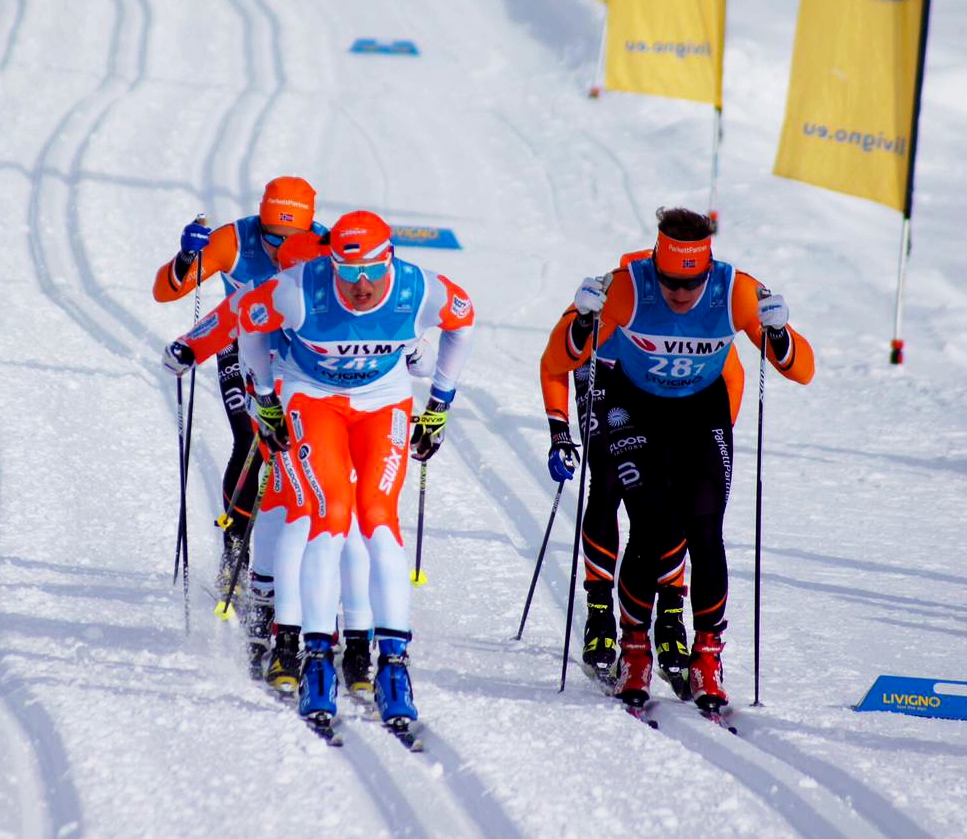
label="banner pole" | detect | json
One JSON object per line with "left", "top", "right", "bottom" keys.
{"left": 589, "top": 12, "right": 607, "bottom": 98}
{"left": 890, "top": 0, "right": 931, "bottom": 365}
{"left": 709, "top": 105, "right": 723, "bottom": 234}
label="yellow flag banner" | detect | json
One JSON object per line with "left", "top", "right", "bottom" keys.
{"left": 773, "top": 0, "right": 924, "bottom": 211}
{"left": 604, "top": 0, "right": 726, "bottom": 107}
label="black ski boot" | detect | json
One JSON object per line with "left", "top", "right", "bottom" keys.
{"left": 215, "top": 527, "right": 249, "bottom": 611}
{"left": 582, "top": 580, "right": 617, "bottom": 676}
{"left": 244, "top": 572, "right": 275, "bottom": 680}
{"left": 341, "top": 630, "right": 374, "bottom": 695}
{"left": 654, "top": 586, "right": 691, "bottom": 700}
{"left": 266, "top": 624, "right": 301, "bottom": 695}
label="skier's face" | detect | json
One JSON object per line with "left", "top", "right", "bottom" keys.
{"left": 337, "top": 274, "right": 389, "bottom": 311}
{"left": 659, "top": 280, "right": 707, "bottom": 314}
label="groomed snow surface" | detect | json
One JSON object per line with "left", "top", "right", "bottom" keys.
{"left": 1, "top": 0, "right": 966, "bottom": 837}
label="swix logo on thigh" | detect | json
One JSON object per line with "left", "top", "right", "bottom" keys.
{"left": 379, "top": 447, "right": 403, "bottom": 495}
{"left": 617, "top": 461, "right": 641, "bottom": 487}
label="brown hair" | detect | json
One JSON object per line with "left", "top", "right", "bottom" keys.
{"left": 656, "top": 207, "right": 712, "bottom": 242}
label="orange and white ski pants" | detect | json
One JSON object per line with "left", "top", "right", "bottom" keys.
{"left": 271, "top": 391, "right": 413, "bottom": 636}
{"left": 251, "top": 436, "right": 373, "bottom": 632}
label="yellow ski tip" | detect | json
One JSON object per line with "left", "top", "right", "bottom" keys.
{"left": 410, "top": 569, "right": 428, "bottom": 587}
{"left": 214, "top": 601, "right": 236, "bottom": 621}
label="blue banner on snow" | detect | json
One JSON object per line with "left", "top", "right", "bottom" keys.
{"left": 854, "top": 675, "right": 967, "bottom": 721}
{"left": 350, "top": 39, "right": 420, "bottom": 56}
{"left": 391, "top": 226, "right": 462, "bottom": 250}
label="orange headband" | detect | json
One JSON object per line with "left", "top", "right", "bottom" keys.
{"left": 654, "top": 230, "right": 712, "bottom": 278}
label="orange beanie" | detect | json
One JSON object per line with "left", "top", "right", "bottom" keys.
{"left": 259, "top": 176, "right": 316, "bottom": 230}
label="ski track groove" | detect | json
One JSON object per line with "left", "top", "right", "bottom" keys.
{"left": 417, "top": 732, "right": 526, "bottom": 839}
{"left": 0, "top": 0, "right": 24, "bottom": 72}
{"left": 456, "top": 386, "right": 911, "bottom": 839}
{"left": 198, "top": 0, "right": 257, "bottom": 217}
{"left": 578, "top": 129, "right": 650, "bottom": 238}
{"left": 34, "top": 0, "right": 223, "bottom": 497}
{"left": 240, "top": 0, "right": 284, "bottom": 194}
{"left": 732, "top": 713, "right": 935, "bottom": 839}
{"left": 0, "top": 665, "right": 84, "bottom": 838}
{"left": 490, "top": 110, "right": 564, "bottom": 231}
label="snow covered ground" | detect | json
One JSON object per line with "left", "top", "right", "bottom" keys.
{"left": 1, "top": 0, "right": 966, "bottom": 836}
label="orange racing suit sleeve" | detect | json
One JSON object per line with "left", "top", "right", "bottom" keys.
{"left": 731, "top": 271, "right": 815, "bottom": 384}
{"left": 153, "top": 223, "right": 241, "bottom": 302}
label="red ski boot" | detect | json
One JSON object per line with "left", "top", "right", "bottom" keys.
{"left": 689, "top": 629, "right": 728, "bottom": 711}
{"left": 614, "top": 627, "right": 653, "bottom": 706}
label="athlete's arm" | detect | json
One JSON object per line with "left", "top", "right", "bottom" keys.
{"left": 153, "top": 224, "right": 240, "bottom": 302}
{"left": 721, "top": 344, "right": 745, "bottom": 425}
{"left": 417, "top": 272, "right": 475, "bottom": 403}
{"left": 732, "top": 272, "right": 815, "bottom": 384}
{"left": 540, "top": 356, "right": 571, "bottom": 425}
{"left": 236, "top": 268, "right": 305, "bottom": 393}
{"left": 541, "top": 268, "right": 633, "bottom": 376}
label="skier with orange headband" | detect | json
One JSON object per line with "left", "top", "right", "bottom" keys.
{"left": 541, "top": 207, "right": 814, "bottom": 713}
{"left": 540, "top": 294, "right": 745, "bottom": 700}
{"left": 155, "top": 177, "right": 326, "bottom": 606}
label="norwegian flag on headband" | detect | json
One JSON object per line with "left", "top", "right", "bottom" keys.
{"left": 280, "top": 213, "right": 294, "bottom": 222}
{"left": 683, "top": 258, "right": 696, "bottom": 269}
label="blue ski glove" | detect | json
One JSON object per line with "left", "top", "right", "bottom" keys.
{"left": 410, "top": 397, "right": 449, "bottom": 462}
{"left": 253, "top": 392, "right": 290, "bottom": 453}
{"left": 180, "top": 221, "right": 211, "bottom": 255}
{"left": 547, "top": 418, "right": 579, "bottom": 482}
{"left": 162, "top": 340, "right": 195, "bottom": 376}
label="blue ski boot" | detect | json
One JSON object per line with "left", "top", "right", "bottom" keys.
{"left": 298, "top": 634, "right": 338, "bottom": 720}
{"left": 374, "top": 638, "right": 418, "bottom": 722}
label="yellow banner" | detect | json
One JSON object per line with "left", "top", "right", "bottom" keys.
{"left": 773, "top": 0, "right": 924, "bottom": 211}
{"left": 604, "top": 0, "right": 726, "bottom": 107}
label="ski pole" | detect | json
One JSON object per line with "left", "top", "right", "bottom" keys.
{"left": 561, "top": 283, "right": 608, "bottom": 692}
{"left": 215, "top": 456, "right": 273, "bottom": 621}
{"left": 173, "top": 377, "right": 191, "bottom": 635}
{"left": 216, "top": 436, "right": 260, "bottom": 531}
{"left": 516, "top": 480, "right": 565, "bottom": 640}
{"left": 753, "top": 299, "right": 769, "bottom": 707}
{"left": 172, "top": 213, "right": 207, "bottom": 633}
{"left": 411, "top": 461, "right": 428, "bottom": 587}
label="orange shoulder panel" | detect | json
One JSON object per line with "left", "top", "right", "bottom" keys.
{"left": 238, "top": 278, "right": 284, "bottom": 334}
{"left": 152, "top": 224, "right": 240, "bottom": 303}
{"left": 435, "top": 275, "right": 475, "bottom": 331}
{"left": 619, "top": 248, "right": 653, "bottom": 269}
{"left": 732, "top": 271, "right": 815, "bottom": 385}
